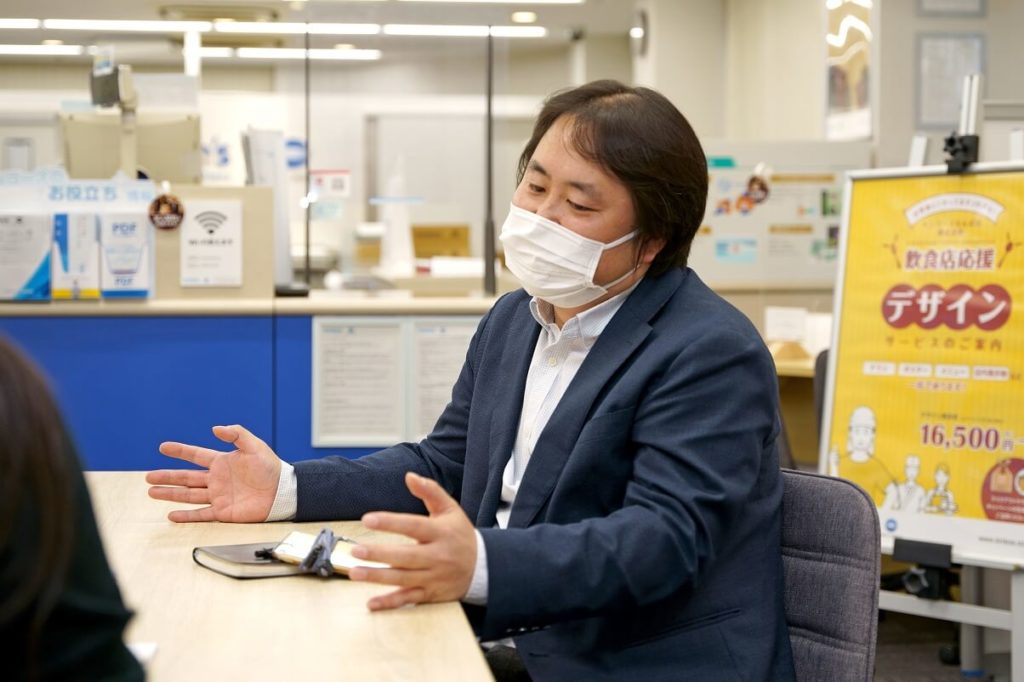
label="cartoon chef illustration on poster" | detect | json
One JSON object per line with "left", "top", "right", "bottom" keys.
{"left": 829, "top": 405, "right": 899, "bottom": 506}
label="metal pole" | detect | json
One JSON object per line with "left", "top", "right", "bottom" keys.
{"left": 959, "top": 565, "right": 985, "bottom": 678}
{"left": 304, "top": 28, "right": 312, "bottom": 286}
{"left": 1012, "top": 570, "right": 1024, "bottom": 682}
{"left": 483, "top": 29, "right": 496, "bottom": 296}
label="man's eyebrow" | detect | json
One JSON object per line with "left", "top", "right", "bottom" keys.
{"left": 569, "top": 180, "right": 600, "bottom": 199}
{"left": 527, "top": 160, "right": 601, "bottom": 199}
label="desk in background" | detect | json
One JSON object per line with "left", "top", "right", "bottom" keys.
{"left": 87, "top": 472, "right": 492, "bottom": 681}
{"left": 774, "top": 356, "right": 820, "bottom": 469}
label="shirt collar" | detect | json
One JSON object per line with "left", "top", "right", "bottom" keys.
{"left": 528, "top": 281, "right": 641, "bottom": 348}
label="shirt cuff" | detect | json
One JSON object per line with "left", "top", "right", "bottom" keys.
{"left": 265, "top": 461, "right": 298, "bottom": 522}
{"left": 462, "top": 529, "right": 489, "bottom": 605}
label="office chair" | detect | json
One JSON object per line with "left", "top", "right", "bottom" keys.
{"left": 781, "top": 469, "right": 880, "bottom": 681}
{"left": 813, "top": 349, "right": 829, "bottom": 437}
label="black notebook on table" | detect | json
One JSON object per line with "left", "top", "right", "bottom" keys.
{"left": 192, "top": 542, "right": 304, "bottom": 579}
{"left": 192, "top": 531, "right": 388, "bottom": 579}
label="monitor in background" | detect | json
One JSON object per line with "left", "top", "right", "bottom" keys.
{"left": 59, "top": 111, "right": 202, "bottom": 183}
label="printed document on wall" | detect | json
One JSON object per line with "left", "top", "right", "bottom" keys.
{"left": 410, "top": 319, "right": 478, "bottom": 439}
{"left": 180, "top": 200, "right": 242, "bottom": 287}
{"left": 313, "top": 318, "right": 405, "bottom": 446}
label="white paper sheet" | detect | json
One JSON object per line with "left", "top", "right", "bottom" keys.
{"left": 410, "top": 320, "right": 478, "bottom": 439}
{"left": 312, "top": 319, "right": 405, "bottom": 446}
{"left": 180, "top": 199, "right": 242, "bottom": 287}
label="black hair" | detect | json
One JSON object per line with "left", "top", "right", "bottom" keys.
{"left": 0, "top": 337, "right": 75, "bottom": 678}
{"left": 518, "top": 80, "right": 708, "bottom": 275}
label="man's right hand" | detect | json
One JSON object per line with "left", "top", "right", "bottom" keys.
{"left": 146, "top": 424, "right": 281, "bottom": 523}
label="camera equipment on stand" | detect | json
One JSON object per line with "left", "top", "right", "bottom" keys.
{"left": 944, "top": 74, "right": 983, "bottom": 174}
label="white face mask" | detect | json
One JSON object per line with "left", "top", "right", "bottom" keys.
{"left": 499, "top": 203, "right": 638, "bottom": 308}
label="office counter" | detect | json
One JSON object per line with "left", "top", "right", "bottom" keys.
{"left": 87, "top": 471, "right": 493, "bottom": 681}
{"left": 3, "top": 297, "right": 823, "bottom": 468}
{"left": 0, "top": 298, "right": 493, "bottom": 469}
{"left": 0, "top": 296, "right": 493, "bottom": 318}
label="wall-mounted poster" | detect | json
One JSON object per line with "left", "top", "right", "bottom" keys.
{"left": 917, "top": 33, "right": 985, "bottom": 130}
{"left": 691, "top": 169, "right": 844, "bottom": 289}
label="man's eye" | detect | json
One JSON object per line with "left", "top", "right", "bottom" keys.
{"left": 528, "top": 184, "right": 545, "bottom": 193}
{"left": 568, "top": 200, "right": 595, "bottom": 212}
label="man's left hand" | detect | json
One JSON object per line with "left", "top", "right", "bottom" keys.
{"left": 348, "top": 472, "right": 477, "bottom": 610}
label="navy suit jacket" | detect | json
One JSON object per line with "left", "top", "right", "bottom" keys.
{"left": 294, "top": 268, "right": 796, "bottom": 681}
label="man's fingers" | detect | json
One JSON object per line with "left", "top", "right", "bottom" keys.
{"left": 158, "top": 441, "right": 219, "bottom": 469}
{"left": 145, "top": 469, "right": 209, "bottom": 488}
{"left": 367, "top": 587, "right": 426, "bottom": 611}
{"left": 348, "top": 566, "right": 425, "bottom": 587}
{"left": 167, "top": 506, "right": 218, "bottom": 523}
{"left": 148, "top": 485, "right": 211, "bottom": 505}
{"left": 212, "top": 424, "right": 263, "bottom": 453}
{"left": 352, "top": 543, "right": 433, "bottom": 570}
{"left": 361, "top": 511, "right": 437, "bottom": 542}
{"left": 404, "top": 472, "right": 458, "bottom": 516}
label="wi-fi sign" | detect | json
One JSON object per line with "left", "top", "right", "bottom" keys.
{"left": 195, "top": 210, "right": 228, "bottom": 235}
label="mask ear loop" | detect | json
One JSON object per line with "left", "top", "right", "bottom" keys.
{"left": 592, "top": 228, "right": 641, "bottom": 290}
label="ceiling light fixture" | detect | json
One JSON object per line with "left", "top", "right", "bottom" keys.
{"left": 383, "top": 24, "right": 485, "bottom": 37}
{"left": 0, "top": 43, "right": 84, "bottom": 55}
{"left": 490, "top": 26, "right": 546, "bottom": 37}
{"left": 398, "top": 0, "right": 581, "bottom": 4}
{"left": 195, "top": 46, "right": 234, "bottom": 57}
{"left": 0, "top": 18, "right": 41, "bottom": 29}
{"left": 511, "top": 12, "right": 538, "bottom": 23}
{"left": 213, "top": 21, "right": 380, "bottom": 35}
{"left": 43, "top": 19, "right": 213, "bottom": 33}
{"left": 383, "top": 24, "right": 546, "bottom": 37}
{"left": 236, "top": 47, "right": 382, "bottom": 60}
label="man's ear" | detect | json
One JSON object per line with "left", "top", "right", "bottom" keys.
{"left": 640, "top": 238, "right": 665, "bottom": 265}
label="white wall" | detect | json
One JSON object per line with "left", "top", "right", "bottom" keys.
{"left": 633, "top": 0, "right": 726, "bottom": 138}
{"left": 571, "top": 34, "right": 631, "bottom": 86}
{"left": 724, "top": 0, "right": 826, "bottom": 141}
{"left": 874, "top": 0, "right": 1024, "bottom": 168}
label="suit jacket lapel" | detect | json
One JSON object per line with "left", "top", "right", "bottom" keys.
{"left": 508, "top": 269, "right": 685, "bottom": 528}
{"left": 475, "top": 300, "right": 541, "bottom": 527}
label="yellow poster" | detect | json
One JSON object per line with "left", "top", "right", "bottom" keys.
{"left": 825, "top": 168, "right": 1024, "bottom": 560}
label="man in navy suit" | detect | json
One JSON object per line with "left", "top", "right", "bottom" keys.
{"left": 148, "top": 80, "right": 796, "bottom": 681}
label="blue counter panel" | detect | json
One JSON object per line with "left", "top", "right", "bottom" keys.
{"left": 0, "top": 316, "right": 274, "bottom": 471}
{"left": 274, "top": 315, "right": 381, "bottom": 463}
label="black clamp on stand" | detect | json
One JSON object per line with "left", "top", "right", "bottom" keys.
{"left": 893, "top": 538, "right": 957, "bottom": 600}
{"left": 943, "top": 132, "right": 979, "bottom": 174}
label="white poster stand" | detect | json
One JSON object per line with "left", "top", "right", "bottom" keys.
{"left": 822, "top": 161, "right": 1024, "bottom": 680}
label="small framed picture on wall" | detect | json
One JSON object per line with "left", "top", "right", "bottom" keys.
{"left": 916, "top": 33, "right": 985, "bottom": 129}
{"left": 916, "top": 0, "right": 986, "bottom": 18}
